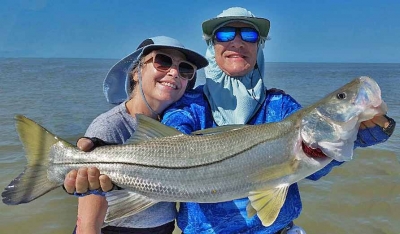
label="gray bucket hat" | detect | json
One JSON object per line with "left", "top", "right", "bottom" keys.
{"left": 103, "top": 36, "right": 208, "bottom": 104}
{"left": 202, "top": 7, "right": 270, "bottom": 39}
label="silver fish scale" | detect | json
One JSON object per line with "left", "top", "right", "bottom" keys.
{"left": 49, "top": 126, "right": 307, "bottom": 202}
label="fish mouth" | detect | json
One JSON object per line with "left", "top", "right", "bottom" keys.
{"left": 355, "top": 76, "right": 387, "bottom": 121}
{"left": 301, "top": 142, "right": 328, "bottom": 159}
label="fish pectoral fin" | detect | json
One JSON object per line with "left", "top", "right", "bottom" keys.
{"left": 247, "top": 185, "right": 289, "bottom": 227}
{"left": 104, "top": 190, "right": 157, "bottom": 223}
{"left": 246, "top": 202, "right": 257, "bottom": 218}
{"left": 127, "top": 114, "right": 183, "bottom": 144}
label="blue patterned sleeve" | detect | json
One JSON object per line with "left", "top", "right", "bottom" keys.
{"left": 354, "top": 123, "right": 393, "bottom": 147}
{"left": 162, "top": 87, "right": 214, "bottom": 134}
{"left": 162, "top": 108, "right": 196, "bottom": 134}
{"left": 161, "top": 89, "right": 209, "bottom": 134}
{"left": 281, "top": 96, "right": 302, "bottom": 117}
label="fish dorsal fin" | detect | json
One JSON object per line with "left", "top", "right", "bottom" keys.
{"left": 192, "top": 124, "right": 247, "bottom": 135}
{"left": 127, "top": 114, "right": 183, "bottom": 144}
{"left": 246, "top": 185, "right": 289, "bottom": 227}
{"left": 104, "top": 190, "right": 158, "bottom": 223}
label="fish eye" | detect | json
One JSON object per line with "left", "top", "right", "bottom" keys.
{"left": 336, "top": 92, "right": 347, "bottom": 100}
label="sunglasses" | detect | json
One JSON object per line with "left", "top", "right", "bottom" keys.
{"left": 214, "top": 27, "right": 259, "bottom": 43}
{"left": 142, "top": 51, "right": 197, "bottom": 80}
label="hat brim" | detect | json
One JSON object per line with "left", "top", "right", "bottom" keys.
{"left": 202, "top": 16, "right": 270, "bottom": 38}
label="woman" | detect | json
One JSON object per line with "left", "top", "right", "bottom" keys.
{"left": 65, "top": 7, "right": 395, "bottom": 234}
{"left": 64, "top": 35, "right": 208, "bottom": 234}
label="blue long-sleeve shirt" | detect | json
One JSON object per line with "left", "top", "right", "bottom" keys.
{"left": 161, "top": 85, "right": 391, "bottom": 234}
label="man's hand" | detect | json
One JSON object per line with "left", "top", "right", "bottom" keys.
{"left": 64, "top": 167, "right": 114, "bottom": 195}
{"left": 360, "top": 114, "right": 390, "bottom": 129}
{"left": 63, "top": 138, "right": 116, "bottom": 195}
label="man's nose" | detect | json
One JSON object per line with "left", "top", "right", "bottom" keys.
{"left": 230, "top": 33, "right": 244, "bottom": 47}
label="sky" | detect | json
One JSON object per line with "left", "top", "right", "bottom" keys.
{"left": 1, "top": 0, "right": 399, "bottom": 63}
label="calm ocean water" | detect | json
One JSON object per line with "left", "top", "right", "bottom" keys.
{"left": 0, "top": 58, "right": 399, "bottom": 234}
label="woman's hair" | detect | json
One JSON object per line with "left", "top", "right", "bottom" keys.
{"left": 128, "top": 60, "right": 140, "bottom": 96}
{"left": 128, "top": 49, "right": 157, "bottom": 95}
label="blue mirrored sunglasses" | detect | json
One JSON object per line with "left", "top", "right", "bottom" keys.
{"left": 214, "top": 27, "right": 259, "bottom": 43}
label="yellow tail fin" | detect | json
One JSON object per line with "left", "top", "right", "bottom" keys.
{"left": 2, "top": 115, "right": 68, "bottom": 205}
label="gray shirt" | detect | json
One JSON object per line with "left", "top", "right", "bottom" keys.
{"left": 85, "top": 101, "right": 177, "bottom": 228}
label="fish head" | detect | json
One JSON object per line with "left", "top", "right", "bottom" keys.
{"left": 301, "top": 76, "right": 387, "bottom": 162}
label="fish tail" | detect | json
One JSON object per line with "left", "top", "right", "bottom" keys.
{"left": 2, "top": 115, "right": 66, "bottom": 205}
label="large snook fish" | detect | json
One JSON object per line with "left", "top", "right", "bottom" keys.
{"left": 2, "top": 76, "right": 388, "bottom": 226}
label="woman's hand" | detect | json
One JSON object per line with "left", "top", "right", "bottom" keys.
{"left": 76, "top": 137, "right": 95, "bottom": 152}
